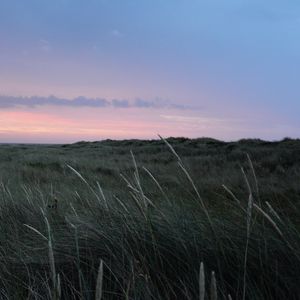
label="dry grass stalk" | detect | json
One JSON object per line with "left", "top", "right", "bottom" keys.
{"left": 158, "top": 135, "right": 182, "bottom": 163}
{"left": 242, "top": 194, "right": 254, "bottom": 300}
{"left": 210, "top": 271, "right": 217, "bottom": 300}
{"left": 97, "top": 181, "right": 109, "bottom": 210}
{"left": 95, "top": 260, "right": 104, "bottom": 300}
{"left": 131, "top": 151, "right": 152, "bottom": 210}
{"left": 222, "top": 184, "right": 241, "bottom": 205}
{"left": 67, "top": 165, "right": 100, "bottom": 206}
{"left": 246, "top": 154, "right": 260, "bottom": 205}
{"left": 143, "top": 166, "right": 171, "bottom": 205}
{"left": 45, "top": 218, "right": 56, "bottom": 288}
{"left": 178, "top": 158, "right": 215, "bottom": 235}
{"left": 242, "top": 168, "right": 254, "bottom": 300}
{"left": 199, "top": 262, "right": 205, "bottom": 300}
{"left": 253, "top": 204, "right": 283, "bottom": 238}
{"left": 56, "top": 274, "right": 61, "bottom": 300}
{"left": 254, "top": 204, "right": 300, "bottom": 263}
{"left": 241, "top": 167, "right": 252, "bottom": 196}
{"left": 159, "top": 135, "right": 213, "bottom": 229}
{"left": 23, "top": 224, "right": 47, "bottom": 241}
{"left": 113, "top": 195, "right": 130, "bottom": 213}
{"left": 246, "top": 194, "right": 254, "bottom": 235}
{"left": 265, "top": 201, "right": 282, "bottom": 223}
{"left": 43, "top": 214, "right": 59, "bottom": 299}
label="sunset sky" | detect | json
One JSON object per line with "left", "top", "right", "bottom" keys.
{"left": 1, "top": 0, "right": 300, "bottom": 143}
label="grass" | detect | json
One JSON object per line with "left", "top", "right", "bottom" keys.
{"left": 0, "top": 137, "right": 299, "bottom": 299}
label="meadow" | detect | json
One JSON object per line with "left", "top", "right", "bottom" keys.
{"left": 0, "top": 137, "right": 299, "bottom": 299}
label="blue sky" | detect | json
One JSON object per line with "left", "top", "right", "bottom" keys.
{"left": 0, "top": 0, "right": 299, "bottom": 142}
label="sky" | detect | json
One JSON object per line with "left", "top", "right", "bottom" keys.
{"left": 1, "top": 0, "right": 300, "bottom": 143}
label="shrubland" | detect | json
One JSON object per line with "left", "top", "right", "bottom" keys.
{"left": 0, "top": 137, "right": 299, "bottom": 299}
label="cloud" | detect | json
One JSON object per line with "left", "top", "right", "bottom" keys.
{"left": 160, "top": 115, "right": 227, "bottom": 124}
{"left": 0, "top": 95, "right": 194, "bottom": 110}
{"left": 134, "top": 98, "right": 192, "bottom": 110}
{"left": 39, "top": 39, "right": 51, "bottom": 52}
{"left": 134, "top": 98, "right": 161, "bottom": 108}
{"left": 0, "top": 95, "right": 109, "bottom": 108}
{"left": 111, "top": 99, "right": 130, "bottom": 108}
{"left": 110, "top": 29, "right": 124, "bottom": 38}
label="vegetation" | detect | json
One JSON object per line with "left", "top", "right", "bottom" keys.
{"left": 0, "top": 137, "right": 299, "bottom": 299}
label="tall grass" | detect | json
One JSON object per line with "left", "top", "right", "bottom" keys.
{"left": 0, "top": 138, "right": 299, "bottom": 299}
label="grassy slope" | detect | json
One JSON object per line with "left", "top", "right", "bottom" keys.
{"left": 0, "top": 137, "right": 299, "bottom": 299}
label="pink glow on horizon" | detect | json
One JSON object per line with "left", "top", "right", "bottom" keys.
{"left": 0, "top": 105, "right": 297, "bottom": 144}
{"left": 0, "top": 107, "right": 193, "bottom": 143}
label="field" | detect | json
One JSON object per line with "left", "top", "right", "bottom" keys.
{"left": 0, "top": 137, "right": 299, "bottom": 299}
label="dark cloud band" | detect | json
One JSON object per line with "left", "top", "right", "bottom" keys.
{"left": 0, "top": 95, "right": 190, "bottom": 110}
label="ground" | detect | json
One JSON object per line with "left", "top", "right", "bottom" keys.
{"left": 0, "top": 137, "right": 299, "bottom": 299}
